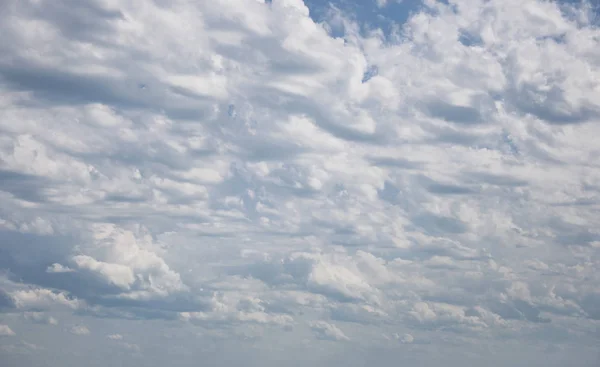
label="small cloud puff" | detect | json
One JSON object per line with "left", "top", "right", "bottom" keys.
{"left": 46, "top": 263, "right": 74, "bottom": 273}
{"left": 394, "top": 333, "right": 414, "bottom": 344}
{"left": 69, "top": 325, "right": 90, "bottom": 336}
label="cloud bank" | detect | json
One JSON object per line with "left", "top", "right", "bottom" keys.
{"left": 0, "top": 0, "right": 599, "bottom": 366}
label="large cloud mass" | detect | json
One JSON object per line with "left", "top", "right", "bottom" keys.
{"left": 0, "top": 0, "right": 599, "bottom": 366}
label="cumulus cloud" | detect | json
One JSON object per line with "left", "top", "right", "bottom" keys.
{"left": 69, "top": 325, "right": 90, "bottom": 336}
{"left": 179, "top": 291, "right": 294, "bottom": 329}
{"left": 393, "top": 333, "right": 414, "bottom": 344}
{"left": 10, "top": 288, "right": 82, "bottom": 311}
{"left": 0, "top": 0, "right": 599, "bottom": 365}
{"left": 0, "top": 324, "right": 15, "bottom": 336}
{"left": 69, "top": 224, "right": 188, "bottom": 300}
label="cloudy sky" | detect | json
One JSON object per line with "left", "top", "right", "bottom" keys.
{"left": 0, "top": 0, "right": 599, "bottom": 365}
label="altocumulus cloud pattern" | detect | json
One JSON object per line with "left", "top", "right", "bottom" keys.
{"left": 0, "top": 0, "right": 599, "bottom": 366}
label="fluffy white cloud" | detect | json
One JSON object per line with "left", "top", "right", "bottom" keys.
{"left": 10, "top": 289, "right": 83, "bottom": 311}
{"left": 0, "top": 0, "right": 599, "bottom": 366}
{"left": 76, "top": 224, "right": 187, "bottom": 297}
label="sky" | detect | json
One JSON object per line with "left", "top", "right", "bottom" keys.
{"left": 0, "top": 0, "right": 599, "bottom": 366}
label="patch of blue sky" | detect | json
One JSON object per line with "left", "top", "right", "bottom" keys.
{"left": 302, "top": 0, "right": 599, "bottom": 38}
{"left": 303, "top": 0, "right": 426, "bottom": 38}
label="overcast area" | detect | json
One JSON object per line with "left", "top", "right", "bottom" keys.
{"left": 0, "top": 0, "right": 599, "bottom": 366}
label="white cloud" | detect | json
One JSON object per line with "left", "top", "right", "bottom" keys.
{"left": 69, "top": 325, "right": 90, "bottom": 336}
{"left": 0, "top": 0, "right": 599, "bottom": 365}
{"left": 46, "top": 263, "right": 74, "bottom": 273}
{"left": 180, "top": 291, "right": 294, "bottom": 328}
{"left": 23, "top": 312, "right": 59, "bottom": 325}
{"left": 11, "top": 289, "right": 82, "bottom": 311}
{"left": 375, "top": 0, "right": 388, "bottom": 9}
{"left": 68, "top": 224, "right": 188, "bottom": 301}
{"left": 310, "top": 321, "right": 350, "bottom": 341}
{"left": 0, "top": 324, "right": 15, "bottom": 336}
{"left": 72, "top": 255, "right": 136, "bottom": 291}
{"left": 411, "top": 302, "right": 436, "bottom": 321}
{"left": 394, "top": 333, "right": 414, "bottom": 344}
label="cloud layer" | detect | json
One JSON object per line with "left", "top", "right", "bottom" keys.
{"left": 0, "top": 0, "right": 599, "bottom": 366}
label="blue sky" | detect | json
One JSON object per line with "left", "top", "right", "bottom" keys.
{"left": 303, "top": 0, "right": 423, "bottom": 33}
{"left": 0, "top": 0, "right": 600, "bottom": 366}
